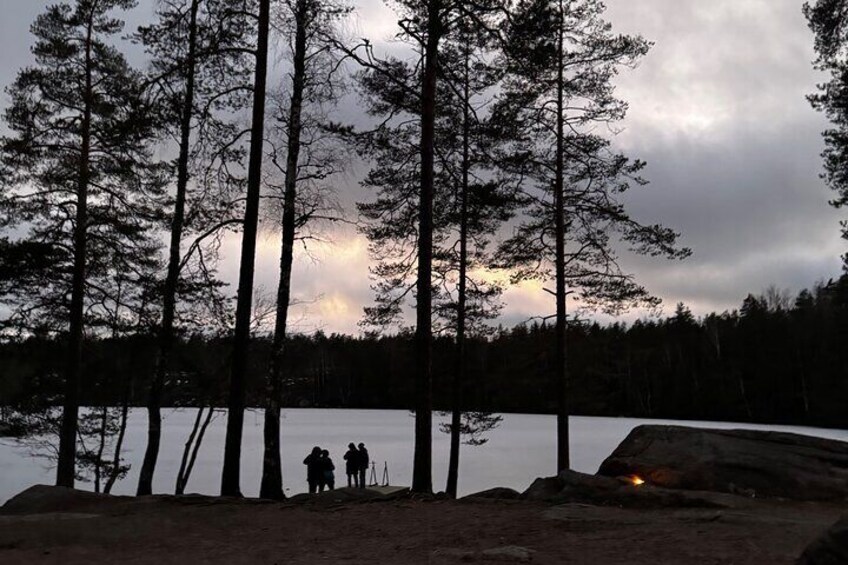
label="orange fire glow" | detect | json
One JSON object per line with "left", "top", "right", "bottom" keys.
{"left": 629, "top": 476, "right": 645, "bottom": 486}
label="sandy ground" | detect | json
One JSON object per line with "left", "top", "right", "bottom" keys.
{"left": 0, "top": 490, "right": 842, "bottom": 564}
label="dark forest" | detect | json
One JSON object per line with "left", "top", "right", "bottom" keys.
{"left": 4, "top": 276, "right": 846, "bottom": 428}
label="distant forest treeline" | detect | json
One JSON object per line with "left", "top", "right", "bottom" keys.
{"left": 4, "top": 276, "right": 847, "bottom": 428}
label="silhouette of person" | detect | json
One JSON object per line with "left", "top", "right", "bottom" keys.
{"left": 303, "top": 446, "right": 322, "bottom": 494}
{"left": 344, "top": 442, "right": 360, "bottom": 488}
{"left": 319, "top": 449, "right": 335, "bottom": 491}
{"left": 357, "top": 442, "right": 369, "bottom": 488}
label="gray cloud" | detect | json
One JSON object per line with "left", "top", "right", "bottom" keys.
{"left": 1, "top": 0, "right": 844, "bottom": 333}
{"left": 603, "top": 0, "right": 845, "bottom": 318}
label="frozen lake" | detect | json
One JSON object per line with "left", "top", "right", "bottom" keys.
{"left": 2, "top": 409, "right": 847, "bottom": 504}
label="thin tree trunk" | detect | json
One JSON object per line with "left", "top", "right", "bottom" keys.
{"left": 176, "top": 406, "right": 215, "bottom": 495}
{"left": 800, "top": 369, "right": 810, "bottom": 417}
{"left": 176, "top": 406, "right": 204, "bottom": 494}
{"left": 57, "top": 14, "right": 95, "bottom": 488}
{"left": 183, "top": 407, "right": 215, "bottom": 493}
{"left": 138, "top": 0, "right": 201, "bottom": 496}
{"left": 797, "top": 346, "right": 810, "bottom": 417}
{"left": 554, "top": 0, "right": 570, "bottom": 472}
{"left": 260, "top": 0, "right": 307, "bottom": 501}
{"left": 739, "top": 374, "right": 753, "bottom": 420}
{"left": 103, "top": 384, "right": 130, "bottom": 495}
{"left": 446, "top": 42, "right": 471, "bottom": 499}
{"left": 94, "top": 407, "right": 107, "bottom": 493}
{"left": 221, "top": 0, "right": 271, "bottom": 497}
{"left": 413, "top": 0, "right": 441, "bottom": 495}
{"left": 100, "top": 280, "right": 128, "bottom": 496}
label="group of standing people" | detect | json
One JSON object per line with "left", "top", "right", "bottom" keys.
{"left": 303, "top": 442, "right": 369, "bottom": 494}
{"left": 343, "top": 442, "right": 369, "bottom": 488}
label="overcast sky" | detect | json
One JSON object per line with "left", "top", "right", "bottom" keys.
{"left": 1, "top": 0, "right": 844, "bottom": 335}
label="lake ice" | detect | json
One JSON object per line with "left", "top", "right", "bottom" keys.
{"left": 2, "top": 408, "right": 847, "bottom": 505}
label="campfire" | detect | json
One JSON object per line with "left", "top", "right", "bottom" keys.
{"left": 628, "top": 475, "right": 645, "bottom": 486}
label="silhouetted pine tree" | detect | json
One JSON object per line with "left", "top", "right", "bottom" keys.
{"left": 0, "top": 0, "right": 164, "bottom": 487}
{"left": 494, "top": 0, "right": 689, "bottom": 472}
{"left": 805, "top": 0, "right": 848, "bottom": 268}
{"left": 436, "top": 27, "right": 513, "bottom": 499}
{"left": 259, "top": 0, "right": 350, "bottom": 501}
{"left": 341, "top": 0, "right": 507, "bottom": 494}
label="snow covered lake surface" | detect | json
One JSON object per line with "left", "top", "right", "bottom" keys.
{"left": 2, "top": 409, "right": 847, "bottom": 504}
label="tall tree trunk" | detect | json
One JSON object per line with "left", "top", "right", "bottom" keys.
{"left": 137, "top": 0, "right": 201, "bottom": 496}
{"left": 57, "top": 14, "right": 94, "bottom": 488}
{"left": 446, "top": 43, "right": 471, "bottom": 499}
{"left": 221, "top": 0, "right": 271, "bottom": 497}
{"left": 260, "top": 0, "right": 307, "bottom": 501}
{"left": 554, "top": 0, "right": 570, "bottom": 472}
{"left": 412, "top": 0, "right": 441, "bottom": 495}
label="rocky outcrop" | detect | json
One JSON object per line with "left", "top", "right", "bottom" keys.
{"left": 286, "top": 485, "right": 410, "bottom": 506}
{"left": 598, "top": 425, "right": 848, "bottom": 501}
{"left": 1, "top": 485, "right": 128, "bottom": 515}
{"left": 521, "top": 469, "right": 733, "bottom": 508}
{"left": 797, "top": 514, "right": 848, "bottom": 565}
{"left": 463, "top": 487, "right": 521, "bottom": 500}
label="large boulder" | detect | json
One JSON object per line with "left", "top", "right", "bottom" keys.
{"left": 598, "top": 425, "right": 848, "bottom": 501}
{"left": 797, "top": 514, "right": 848, "bottom": 565}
